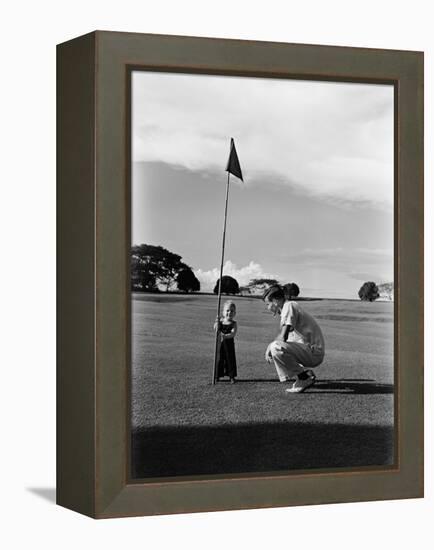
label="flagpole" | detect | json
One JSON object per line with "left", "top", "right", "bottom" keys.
{"left": 212, "top": 170, "right": 231, "bottom": 384}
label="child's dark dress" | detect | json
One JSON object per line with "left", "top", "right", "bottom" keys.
{"left": 217, "top": 321, "right": 237, "bottom": 379}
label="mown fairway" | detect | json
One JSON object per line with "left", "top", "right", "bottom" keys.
{"left": 131, "top": 293, "right": 394, "bottom": 478}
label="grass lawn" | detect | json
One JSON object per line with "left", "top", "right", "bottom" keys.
{"left": 131, "top": 293, "right": 394, "bottom": 478}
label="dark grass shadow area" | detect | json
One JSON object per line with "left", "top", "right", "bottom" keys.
{"left": 131, "top": 421, "right": 394, "bottom": 479}
{"left": 216, "top": 379, "right": 393, "bottom": 394}
{"left": 311, "top": 379, "right": 394, "bottom": 394}
{"left": 217, "top": 378, "right": 279, "bottom": 383}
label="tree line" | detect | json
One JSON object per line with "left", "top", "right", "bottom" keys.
{"left": 358, "top": 281, "right": 394, "bottom": 301}
{"left": 131, "top": 244, "right": 200, "bottom": 293}
{"left": 131, "top": 244, "right": 390, "bottom": 301}
{"left": 131, "top": 245, "right": 300, "bottom": 297}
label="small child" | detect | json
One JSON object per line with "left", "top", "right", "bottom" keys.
{"left": 214, "top": 300, "right": 238, "bottom": 383}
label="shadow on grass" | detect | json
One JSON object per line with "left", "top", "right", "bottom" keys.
{"left": 311, "top": 380, "right": 393, "bottom": 394}
{"left": 218, "top": 378, "right": 279, "bottom": 383}
{"left": 217, "top": 379, "right": 393, "bottom": 394}
{"left": 131, "top": 421, "right": 394, "bottom": 479}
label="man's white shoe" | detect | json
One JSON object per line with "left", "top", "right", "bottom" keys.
{"left": 285, "top": 372, "right": 316, "bottom": 393}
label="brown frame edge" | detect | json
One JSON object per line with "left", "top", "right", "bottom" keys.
{"left": 57, "top": 32, "right": 97, "bottom": 517}
{"left": 57, "top": 31, "right": 424, "bottom": 518}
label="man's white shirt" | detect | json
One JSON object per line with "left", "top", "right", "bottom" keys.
{"left": 280, "top": 301, "right": 325, "bottom": 352}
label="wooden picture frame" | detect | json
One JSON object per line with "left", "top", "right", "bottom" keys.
{"left": 57, "top": 31, "right": 423, "bottom": 518}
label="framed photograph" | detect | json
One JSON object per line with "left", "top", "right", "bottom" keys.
{"left": 57, "top": 31, "right": 423, "bottom": 518}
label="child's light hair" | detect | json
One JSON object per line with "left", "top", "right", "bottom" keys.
{"left": 223, "top": 300, "right": 236, "bottom": 313}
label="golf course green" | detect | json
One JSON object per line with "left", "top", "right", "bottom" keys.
{"left": 131, "top": 293, "right": 394, "bottom": 478}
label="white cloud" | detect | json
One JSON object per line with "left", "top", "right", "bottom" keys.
{"left": 195, "top": 260, "right": 276, "bottom": 292}
{"left": 132, "top": 72, "right": 394, "bottom": 209}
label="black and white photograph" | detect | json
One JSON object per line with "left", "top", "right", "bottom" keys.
{"left": 5, "top": 0, "right": 431, "bottom": 542}
{"left": 130, "top": 70, "right": 394, "bottom": 479}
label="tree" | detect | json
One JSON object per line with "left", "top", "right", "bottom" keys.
{"left": 283, "top": 282, "right": 300, "bottom": 300}
{"left": 131, "top": 244, "right": 190, "bottom": 291}
{"left": 131, "top": 253, "right": 158, "bottom": 291}
{"left": 378, "top": 282, "right": 394, "bottom": 301}
{"left": 246, "top": 278, "right": 279, "bottom": 296}
{"left": 213, "top": 275, "right": 240, "bottom": 295}
{"left": 358, "top": 281, "right": 379, "bottom": 302}
{"left": 248, "top": 278, "right": 279, "bottom": 287}
{"left": 176, "top": 268, "right": 200, "bottom": 293}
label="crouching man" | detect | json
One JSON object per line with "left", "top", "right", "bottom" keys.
{"left": 263, "top": 284, "right": 325, "bottom": 393}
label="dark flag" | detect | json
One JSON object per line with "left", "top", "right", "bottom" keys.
{"left": 225, "top": 138, "right": 243, "bottom": 181}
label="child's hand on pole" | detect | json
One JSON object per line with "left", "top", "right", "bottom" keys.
{"left": 265, "top": 343, "right": 273, "bottom": 363}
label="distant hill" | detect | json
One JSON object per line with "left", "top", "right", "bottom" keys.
{"left": 378, "top": 282, "right": 394, "bottom": 301}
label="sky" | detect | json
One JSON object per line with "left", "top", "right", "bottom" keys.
{"left": 131, "top": 71, "right": 394, "bottom": 299}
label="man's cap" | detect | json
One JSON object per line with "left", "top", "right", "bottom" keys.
{"left": 262, "top": 284, "right": 283, "bottom": 301}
